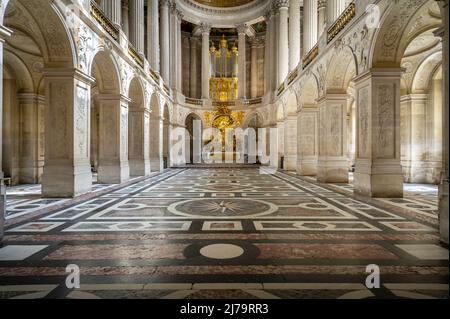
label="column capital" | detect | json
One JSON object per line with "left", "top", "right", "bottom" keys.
{"left": 200, "top": 23, "right": 211, "bottom": 35}
{"left": 17, "top": 93, "right": 46, "bottom": 104}
{"left": 318, "top": 0, "right": 327, "bottom": 9}
{"left": 275, "top": 0, "right": 289, "bottom": 10}
{"left": 159, "top": 0, "right": 171, "bottom": 8}
{"left": 236, "top": 24, "right": 248, "bottom": 35}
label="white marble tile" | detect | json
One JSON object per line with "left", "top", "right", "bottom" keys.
{"left": 0, "top": 245, "right": 49, "bottom": 261}
{"left": 395, "top": 244, "right": 449, "bottom": 260}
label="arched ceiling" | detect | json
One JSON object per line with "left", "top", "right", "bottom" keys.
{"left": 180, "top": 0, "right": 270, "bottom": 28}
{"left": 193, "top": 0, "right": 255, "bottom": 7}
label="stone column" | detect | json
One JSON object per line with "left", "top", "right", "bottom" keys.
{"left": 201, "top": 23, "right": 211, "bottom": 99}
{"left": 436, "top": 0, "right": 449, "bottom": 244}
{"left": 18, "top": 94, "right": 45, "bottom": 184}
{"left": 190, "top": 37, "right": 199, "bottom": 98}
{"left": 250, "top": 39, "right": 259, "bottom": 99}
{"left": 353, "top": 69, "right": 404, "bottom": 198}
{"left": 42, "top": 69, "right": 93, "bottom": 197}
{"left": 303, "top": 0, "right": 318, "bottom": 53}
{"left": 177, "top": 10, "right": 183, "bottom": 92}
{"left": 121, "top": 0, "right": 130, "bottom": 37}
{"left": 237, "top": 24, "right": 247, "bottom": 100}
{"left": 318, "top": 0, "right": 327, "bottom": 37}
{"left": 289, "top": 0, "right": 301, "bottom": 72}
{"left": 129, "top": 107, "right": 150, "bottom": 176}
{"left": 169, "top": 4, "right": 178, "bottom": 89}
{"left": 277, "top": 1, "right": 289, "bottom": 86}
{"left": 97, "top": 94, "right": 131, "bottom": 184}
{"left": 284, "top": 115, "right": 298, "bottom": 170}
{"left": 150, "top": 116, "right": 163, "bottom": 172}
{"left": 129, "top": 0, "right": 145, "bottom": 54}
{"left": 0, "top": 26, "right": 12, "bottom": 242}
{"left": 264, "top": 11, "right": 273, "bottom": 93}
{"left": 327, "top": 0, "right": 346, "bottom": 25}
{"left": 160, "top": 0, "right": 171, "bottom": 83}
{"left": 147, "top": 0, "right": 160, "bottom": 72}
{"left": 317, "top": 94, "right": 349, "bottom": 183}
{"left": 297, "top": 107, "right": 319, "bottom": 175}
{"left": 101, "top": 0, "right": 121, "bottom": 27}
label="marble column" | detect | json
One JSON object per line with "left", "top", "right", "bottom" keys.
{"left": 436, "top": 0, "right": 449, "bottom": 244}
{"left": 18, "top": 93, "right": 45, "bottom": 184}
{"left": 101, "top": 0, "right": 121, "bottom": 27}
{"left": 284, "top": 115, "right": 298, "bottom": 170}
{"left": 318, "top": 0, "right": 327, "bottom": 37}
{"left": 147, "top": 0, "right": 160, "bottom": 72}
{"left": 150, "top": 116, "right": 163, "bottom": 171}
{"left": 327, "top": 0, "right": 346, "bottom": 25}
{"left": 354, "top": 69, "right": 404, "bottom": 198}
{"left": 169, "top": 4, "right": 178, "bottom": 89}
{"left": 297, "top": 107, "right": 319, "bottom": 175}
{"left": 303, "top": 0, "right": 318, "bottom": 53}
{"left": 129, "top": 0, "right": 144, "bottom": 54}
{"left": 237, "top": 24, "right": 247, "bottom": 100}
{"left": 160, "top": 0, "right": 171, "bottom": 83}
{"left": 317, "top": 94, "right": 349, "bottom": 183}
{"left": 289, "top": 0, "right": 301, "bottom": 72}
{"left": 42, "top": 69, "right": 93, "bottom": 197}
{"left": 177, "top": 11, "right": 183, "bottom": 92}
{"left": 201, "top": 23, "right": 211, "bottom": 99}
{"left": 277, "top": 1, "right": 289, "bottom": 86}
{"left": 128, "top": 107, "right": 150, "bottom": 176}
{"left": 97, "top": 94, "right": 130, "bottom": 184}
{"left": 0, "top": 26, "right": 12, "bottom": 242}
{"left": 250, "top": 39, "right": 259, "bottom": 99}
{"left": 121, "top": 0, "right": 129, "bottom": 37}
{"left": 264, "top": 11, "right": 273, "bottom": 93}
{"left": 190, "top": 37, "right": 199, "bottom": 98}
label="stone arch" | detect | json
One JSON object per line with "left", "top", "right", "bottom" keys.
{"left": 2, "top": 50, "right": 35, "bottom": 93}
{"left": 185, "top": 112, "right": 202, "bottom": 164}
{"left": 411, "top": 51, "right": 442, "bottom": 93}
{"left": 325, "top": 46, "right": 358, "bottom": 94}
{"left": 286, "top": 91, "right": 299, "bottom": 116}
{"left": 89, "top": 50, "right": 121, "bottom": 94}
{"left": 370, "top": 0, "right": 441, "bottom": 68}
{"left": 300, "top": 74, "right": 319, "bottom": 108}
{"left": 3, "top": 0, "right": 76, "bottom": 68}
{"left": 243, "top": 110, "right": 264, "bottom": 129}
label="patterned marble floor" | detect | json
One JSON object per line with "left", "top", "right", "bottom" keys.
{"left": 0, "top": 168, "right": 448, "bottom": 299}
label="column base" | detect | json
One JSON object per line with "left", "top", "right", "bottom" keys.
{"left": 354, "top": 160, "right": 403, "bottom": 198}
{"left": 439, "top": 178, "right": 449, "bottom": 244}
{"left": 317, "top": 157, "right": 349, "bottom": 183}
{"left": 42, "top": 164, "right": 92, "bottom": 198}
{"left": 129, "top": 159, "right": 151, "bottom": 177}
{"left": 150, "top": 157, "right": 163, "bottom": 172}
{"left": 297, "top": 157, "right": 318, "bottom": 176}
{"left": 97, "top": 162, "right": 130, "bottom": 184}
{"left": 284, "top": 155, "right": 297, "bottom": 171}
{"left": 402, "top": 161, "right": 442, "bottom": 184}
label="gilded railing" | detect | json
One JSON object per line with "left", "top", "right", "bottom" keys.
{"left": 149, "top": 68, "right": 160, "bottom": 84}
{"left": 90, "top": 0, "right": 119, "bottom": 41}
{"left": 327, "top": 2, "right": 356, "bottom": 43}
{"left": 288, "top": 68, "right": 298, "bottom": 85}
{"left": 277, "top": 82, "right": 285, "bottom": 96}
{"left": 244, "top": 98, "right": 262, "bottom": 106}
{"left": 302, "top": 44, "right": 319, "bottom": 69}
{"left": 128, "top": 44, "right": 144, "bottom": 68}
{"left": 186, "top": 97, "right": 203, "bottom": 106}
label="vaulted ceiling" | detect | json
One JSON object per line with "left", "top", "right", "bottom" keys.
{"left": 193, "top": 0, "right": 255, "bottom": 7}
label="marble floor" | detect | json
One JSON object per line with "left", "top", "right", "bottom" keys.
{"left": 0, "top": 168, "right": 448, "bottom": 299}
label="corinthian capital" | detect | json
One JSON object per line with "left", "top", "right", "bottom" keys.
{"left": 236, "top": 24, "right": 247, "bottom": 35}
{"left": 159, "top": 0, "right": 171, "bottom": 8}
{"left": 275, "top": 0, "right": 289, "bottom": 9}
{"left": 200, "top": 23, "right": 211, "bottom": 35}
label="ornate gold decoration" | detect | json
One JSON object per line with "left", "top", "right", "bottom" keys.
{"left": 210, "top": 77, "right": 238, "bottom": 101}
{"left": 128, "top": 44, "right": 144, "bottom": 67}
{"left": 90, "top": 0, "right": 119, "bottom": 41}
{"left": 193, "top": 0, "right": 254, "bottom": 7}
{"left": 302, "top": 44, "right": 319, "bottom": 69}
{"left": 327, "top": 2, "right": 356, "bottom": 43}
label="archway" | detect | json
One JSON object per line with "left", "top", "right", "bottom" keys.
{"left": 128, "top": 77, "right": 150, "bottom": 177}
{"left": 185, "top": 113, "right": 202, "bottom": 164}
{"left": 90, "top": 50, "right": 128, "bottom": 184}
{"left": 162, "top": 104, "right": 170, "bottom": 169}
{"left": 149, "top": 93, "right": 162, "bottom": 171}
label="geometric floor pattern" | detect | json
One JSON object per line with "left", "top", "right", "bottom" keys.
{"left": 0, "top": 168, "right": 448, "bottom": 299}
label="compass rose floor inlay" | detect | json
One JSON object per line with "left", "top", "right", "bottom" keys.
{"left": 0, "top": 168, "right": 448, "bottom": 299}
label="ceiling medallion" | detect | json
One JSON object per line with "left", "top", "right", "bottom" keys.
{"left": 193, "top": 0, "right": 255, "bottom": 7}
